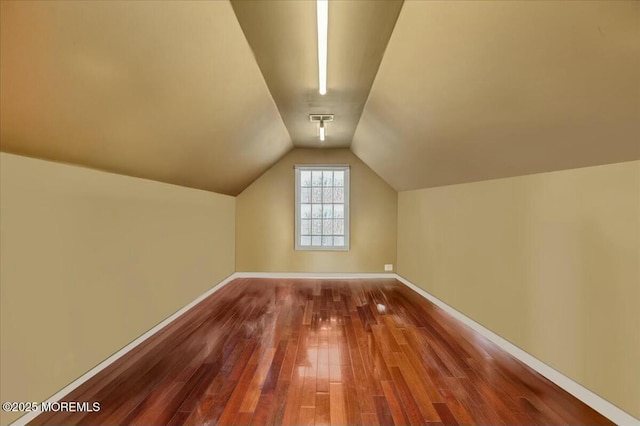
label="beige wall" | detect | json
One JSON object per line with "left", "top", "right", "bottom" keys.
{"left": 0, "top": 153, "right": 235, "bottom": 424}
{"left": 236, "top": 148, "right": 397, "bottom": 272}
{"left": 397, "top": 160, "right": 640, "bottom": 418}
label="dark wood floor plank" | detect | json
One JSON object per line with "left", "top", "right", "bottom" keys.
{"left": 341, "top": 354, "right": 364, "bottom": 425}
{"left": 394, "top": 351, "right": 441, "bottom": 421}
{"left": 399, "top": 342, "right": 444, "bottom": 403}
{"left": 380, "top": 380, "right": 409, "bottom": 425}
{"left": 216, "top": 339, "right": 265, "bottom": 424}
{"left": 438, "top": 387, "right": 475, "bottom": 425}
{"left": 387, "top": 366, "right": 426, "bottom": 425}
{"left": 281, "top": 366, "right": 304, "bottom": 425}
{"left": 372, "top": 395, "right": 395, "bottom": 426}
{"left": 434, "top": 401, "right": 459, "bottom": 425}
{"left": 238, "top": 347, "right": 276, "bottom": 413}
{"left": 29, "top": 278, "right": 614, "bottom": 426}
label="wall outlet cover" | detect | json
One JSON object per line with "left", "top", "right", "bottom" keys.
{"left": 384, "top": 264, "right": 393, "bottom": 272}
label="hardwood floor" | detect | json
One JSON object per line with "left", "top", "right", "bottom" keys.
{"left": 30, "top": 278, "right": 612, "bottom": 425}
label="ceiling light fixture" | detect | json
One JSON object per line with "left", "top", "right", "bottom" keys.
{"left": 317, "top": 0, "right": 328, "bottom": 95}
{"left": 310, "top": 114, "right": 333, "bottom": 142}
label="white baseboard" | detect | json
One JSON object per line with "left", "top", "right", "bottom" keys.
{"left": 394, "top": 274, "right": 639, "bottom": 426}
{"left": 9, "top": 272, "right": 241, "bottom": 426}
{"left": 11, "top": 272, "right": 637, "bottom": 426}
{"left": 234, "top": 271, "right": 397, "bottom": 279}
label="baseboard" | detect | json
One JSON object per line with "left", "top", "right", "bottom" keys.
{"left": 12, "top": 271, "right": 636, "bottom": 426}
{"left": 9, "top": 272, "right": 241, "bottom": 426}
{"left": 234, "top": 271, "right": 397, "bottom": 279}
{"left": 394, "top": 274, "right": 639, "bottom": 426}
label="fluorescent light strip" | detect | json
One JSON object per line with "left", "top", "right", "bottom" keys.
{"left": 319, "top": 122, "right": 326, "bottom": 141}
{"left": 317, "top": 0, "right": 328, "bottom": 95}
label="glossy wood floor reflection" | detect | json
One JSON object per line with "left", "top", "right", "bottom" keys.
{"left": 31, "top": 278, "right": 612, "bottom": 425}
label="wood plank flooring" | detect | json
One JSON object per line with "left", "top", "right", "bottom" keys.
{"left": 30, "top": 278, "right": 613, "bottom": 425}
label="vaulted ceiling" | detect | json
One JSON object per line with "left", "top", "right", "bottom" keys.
{"left": 1, "top": 1, "right": 638, "bottom": 195}
{"left": 231, "top": 0, "right": 402, "bottom": 149}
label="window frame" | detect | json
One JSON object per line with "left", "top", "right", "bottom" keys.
{"left": 294, "top": 164, "right": 350, "bottom": 251}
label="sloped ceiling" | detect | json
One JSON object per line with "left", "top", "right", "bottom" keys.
{"left": 1, "top": 1, "right": 638, "bottom": 195}
{"left": 0, "top": 1, "right": 291, "bottom": 196}
{"left": 231, "top": 0, "right": 402, "bottom": 148}
{"left": 352, "top": 0, "right": 640, "bottom": 191}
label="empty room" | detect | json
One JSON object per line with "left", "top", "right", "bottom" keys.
{"left": 1, "top": 0, "right": 638, "bottom": 425}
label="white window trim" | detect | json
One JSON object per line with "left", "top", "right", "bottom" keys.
{"left": 294, "top": 164, "right": 350, "bottom": 251}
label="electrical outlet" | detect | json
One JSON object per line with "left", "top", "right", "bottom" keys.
{"left": 384, "top": 264, "right": 393, "bottom": 272}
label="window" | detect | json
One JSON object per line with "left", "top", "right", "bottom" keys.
{"left": 295, "top": 165, "right": 350, "bottom": 250}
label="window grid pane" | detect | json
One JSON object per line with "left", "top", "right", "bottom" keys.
{"left": 301, "top": 171, "right": 312, "bottom": 187}
{"left": 312, "top": 171, "right": 323, "bottom": 186}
